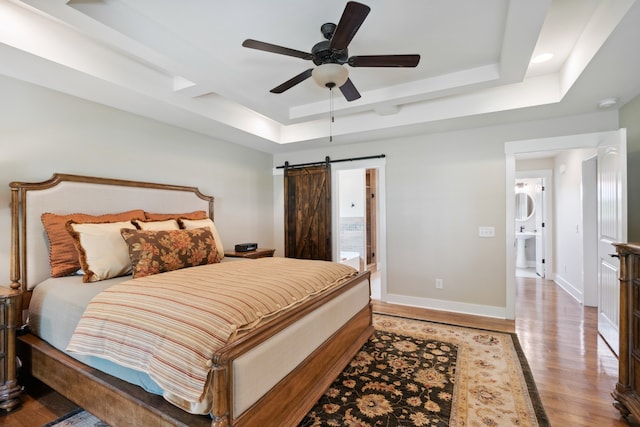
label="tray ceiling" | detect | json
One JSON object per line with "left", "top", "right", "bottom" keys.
{"left": 1, "top": 0, "right": 639, "bottom": 153}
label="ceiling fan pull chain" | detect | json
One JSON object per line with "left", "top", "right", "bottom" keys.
{"left": 329, "top": 86, "right": 334, "bottom": 142}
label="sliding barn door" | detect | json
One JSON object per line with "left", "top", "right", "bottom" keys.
{"left": 284, "top": 164, "right": 332, "bottom": 260}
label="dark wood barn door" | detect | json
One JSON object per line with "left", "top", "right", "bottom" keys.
{"left": 284, "top": 164, "right": 332, "bottom": 260}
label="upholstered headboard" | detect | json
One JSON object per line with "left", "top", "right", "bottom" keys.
{"left": 10, "top": 174, "right": 213, "bottom": 291}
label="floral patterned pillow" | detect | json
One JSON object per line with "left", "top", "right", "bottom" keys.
{"left": 120, "top": 227, "right": 220, "bottom": 278}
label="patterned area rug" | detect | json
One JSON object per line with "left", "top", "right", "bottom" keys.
{"left": 41, "top": 408, "right": 108, "bottom": 427}
{"left": 43, "top": 314, "right": 549, "bottom": 427}
{"left": 301, "top": 314, "right": 549, "bottom": 426}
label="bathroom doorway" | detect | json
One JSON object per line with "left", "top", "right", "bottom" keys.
{"left": 515, "top": 170, "right": 551, "bottom": 279}
{"left": 332, "top": 158, "right": 386, "bottom": 300}
{"left": 335, "top": 168, "right": 368, "bottom": 272}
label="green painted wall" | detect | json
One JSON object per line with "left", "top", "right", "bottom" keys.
{"left": 620, "top": 94, "right": 640, "bottom": 241}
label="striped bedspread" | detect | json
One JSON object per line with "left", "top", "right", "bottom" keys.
{"left": 66, "top": 257, "right": 357, "bottom": 413}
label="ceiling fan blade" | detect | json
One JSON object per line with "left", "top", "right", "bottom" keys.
{"left": 339, "top": 78, "right": 361, "bottom": 101}
{"left": 270, "top": 69, "right": 314, "bottom": 93}
{"left": 329, "top": 1, "right": 371, "bottom": 50}
{"left": 348, "top": 54, "right": 421, "bottom": 67}
{"left": 243, "top": 39, "right": 313, "bottom": 60}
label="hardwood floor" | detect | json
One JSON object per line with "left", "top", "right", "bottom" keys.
{"left": 0, "top": 275, "right": 634, "bottom": 426}
{"left": 512, "top": 275, "right": 628, "bottom": 427}
{"left": 377, "top": 275, "right": 633, "bottom": 426}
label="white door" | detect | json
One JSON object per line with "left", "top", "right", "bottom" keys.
{"left": 535, "top": 178, "right": 545, "bottom": 277}
{"left": 597, "top": 129, "right": 627, "bottom": 356}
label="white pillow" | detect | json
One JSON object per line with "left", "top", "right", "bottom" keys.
{"left": 69, "top": 220, "right": 136, "bottom": 282}
{"left": 133, "top": 219, "right": 180, "bottom": 231}
{"left": 180, "top": 218, "right": 225, "bottom": 259}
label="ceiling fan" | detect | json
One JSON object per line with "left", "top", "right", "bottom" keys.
{"left": 242, "top": 1, "right": 420, "bottom": 102}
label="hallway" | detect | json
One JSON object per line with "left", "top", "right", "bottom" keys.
{"left": 515, "top": 275, "right": 629, "bottom": 426}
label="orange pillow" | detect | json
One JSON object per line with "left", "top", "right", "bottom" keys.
{"left": 144, "top": 210, "right": 208, "bottom": 221}
{"left": 41, "top": 210, "right": 145, "bottom": 277}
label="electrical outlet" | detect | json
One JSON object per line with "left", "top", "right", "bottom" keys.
{"left": 435, "top": 278, "right": 443, "bottom": 289}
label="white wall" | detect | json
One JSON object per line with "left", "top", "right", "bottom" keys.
{"left": 273, "top": 111, "right": 619, "bottom": 318}
{"left": 338, "top": 169, "right": 365, "bottom": 218}
{"left": 0, "top": 76, "right": 275, "bottom": 283}
{"left": 517, "top": 158, "right": 555, "bottom": 171}
{"left": 553, "top": 149, "right": 596, "bottom": 301}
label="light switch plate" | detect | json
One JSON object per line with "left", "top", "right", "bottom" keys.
{"left": 478, "top": 226, "right": 495, "bottom": 237}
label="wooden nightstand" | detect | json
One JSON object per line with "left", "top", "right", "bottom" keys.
{"left": 0, "top": 288, "right": 22, "bottom": 411}
{"left": 224, "top": 248, "right": 276, "bottom": 259}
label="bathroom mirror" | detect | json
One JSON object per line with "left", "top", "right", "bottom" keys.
{"left": 515, "top": 193, "right": 534, "bottom": 221}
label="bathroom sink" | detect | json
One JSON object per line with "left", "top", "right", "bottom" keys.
{"left": 515, "top": 231, "right": 536, "bottom": 240}
{"left": 515, "top": 232, "right": 536, "bottom": 268}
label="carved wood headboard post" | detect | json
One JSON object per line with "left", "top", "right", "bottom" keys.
{"left": 9, "top": 186, "right": 21, "bottom": 291}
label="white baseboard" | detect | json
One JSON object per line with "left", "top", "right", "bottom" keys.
{"left": 384, "top": 293, "right": 507, "bottom": 319}
{"left": 553, "top": 275, "right": 583, "bottom": 304}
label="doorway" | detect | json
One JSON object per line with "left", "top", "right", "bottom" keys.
{"left": 335, "top": 168, "right": 367, "bottom": 271}
{"left": 332, "top": 158, "right": 386, "bottom": 300}
{"left": 514, "top": 170, "right": 552, "bottom": 280}
{"left": 505, "top": 129, "right": 627, "bottom": 320}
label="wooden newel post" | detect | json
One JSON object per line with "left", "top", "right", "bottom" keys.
{"left": 9, "top": 187, "right": 21, "bottom": 291}
{"left": 616, "top": 249, "right": 630, "bottom": 392}
{"left": 0, "top": 290, "right": 23, "bottom": 410}
{"left": 612, "top": 243, "right": 640, "bottom": 420}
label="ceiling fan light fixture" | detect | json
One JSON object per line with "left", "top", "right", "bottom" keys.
{"left": 312, "top": 63, "right": 348, "bottom": 88}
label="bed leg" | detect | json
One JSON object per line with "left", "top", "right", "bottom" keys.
{"left": 210, "top": 363, "right": 229, "bottom": 427}
{"left": 210, "top": 415, "right": 228, "bottom": 427}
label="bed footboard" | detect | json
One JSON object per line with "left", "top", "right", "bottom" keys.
{"left": 229, "top": 303, "right": 373, "bottom": 426}
{"left": 212, "top": 271, "right": 372, "bottom": 426}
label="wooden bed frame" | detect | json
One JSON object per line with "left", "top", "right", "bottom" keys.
{"left": 9, "top": 174, "right": 373, "bottom": 426}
